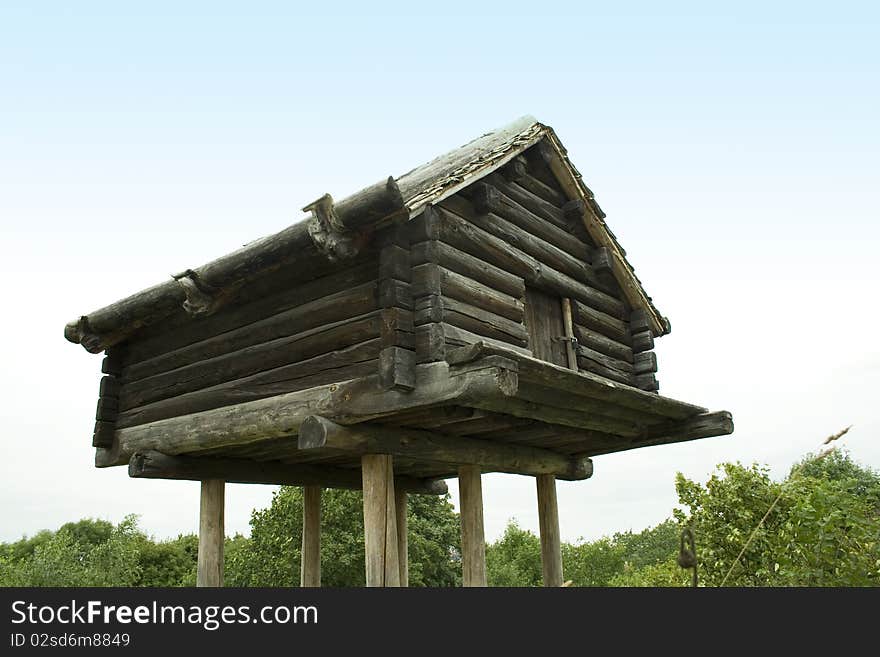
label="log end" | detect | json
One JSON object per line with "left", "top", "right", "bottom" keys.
{"left": 298, "top": 416, "right": 331, "bottom": 450}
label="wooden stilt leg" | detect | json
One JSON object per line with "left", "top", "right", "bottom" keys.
{"left": 395, "top": 488, "right": 408, "bottom": 587}
{"left": 197, "top": 479, "right": 224, "bottom": 587}
{"left": 362, "top": 454, "right": 401, "bottom": 587}
{"left": 536, "top": 474, "right": 563, "bottom": 587}
{"left": 300, "top": 485, "right": 321, "bottom": 587}
{"left": 459, "top": 465, "right": 487, "bottom": 587}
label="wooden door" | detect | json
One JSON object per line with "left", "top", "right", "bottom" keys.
{"left": 523, "top": 286, "right": 568, "bottom": 367}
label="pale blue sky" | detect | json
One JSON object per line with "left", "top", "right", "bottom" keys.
{"left": 1, "top": 2, "right": 878, "bottom": 543}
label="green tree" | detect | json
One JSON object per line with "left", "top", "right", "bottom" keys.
{"left": 226, "top": 487, "right": 460, "bottom": 587}
{"left": 672, "top": 452, "right": 880, "bottom": 587}
{"left": 486, "top": 521, "right": 542, "bottom": 586}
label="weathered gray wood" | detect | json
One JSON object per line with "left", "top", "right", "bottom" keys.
{"left": 66, "top": 220, "right": 325, "bottom": 354}
{"left": 446, "top": 342, "right": 705, "bottom": 420}
{"left": 122, "top": 261, "right": 377, "bottom": 367}
{"left": 459, "top": 464, "right": 487, "bottom": 587}
{"left": 379, "top": 346, "right": 416, "bottom": 392}
{"left": 412, "top": 263, "right": 524, "bottom": 322}
{"left": 197, "top": 479, "right": 224, "bottom": 587}
{"left": 298, "top": 416, "right": 594, "bottom": 480}
{"left": 301, "top": 485, "right": 321, "bottom": 587}
{"left": 442, "top": 194, "right": 600, "bottom": 290}
{"left": 428, "top": 204, "right": 625, "bottom": 319}
{"left": 635, "top": 373, "right": 660, "bottom": 392}
{"left": 513, "top": 172, "right": 568, "bottom": 209}
{"left": 122, "top": 282, "right": 379, "bottom": 384}
{"left": 362, "top": 454, "right": 401, "bottom": 587}
{"left": 414, "top": 296, "right": 529, "bottom": 347}
{"left": 379, "top": 244, "right": 411, "bottom": 282}
{"left": 592, "top": 411, "right": 735, "bottom": 456}
{"left": 120, "top": 312, "right": 383, "bottom": 409}
{"left": 524, "top": 287, "right": 568, "bottom": 367}
{"left": 395, "top": 488, "right": 408, "bottom": 587}
{"left": 127, "top": 450, "right": 447, "bottom": 494}
{"left": 560, "top": 298, "right": 579, "bottom": 371}
{"left": 631, "top": 330, "right": 655, "bottom": 354}
{"left": 634, "top": 351, "right": 658, "bottom": 374}
{"left": 117, "top": 340, "right": 381, "bottom": 428}
{"left": 572, "top": 299, "right": 631, "bottom": 345}
{"left": 536, "top": 474, "right": 563, "bottom": 587}
{"left": 573, "top": 323, "right": 634, "bottom": 363}
{"left": 486, "top": 173, "right": 568, "bottom": 229}
{"left": 410, "top": 240, "right": 525, "bottom": 299}
{"left": 415, "top": 323, "right": 531, "bottom": 364}
{"left": 574, "top": 342, "right": 634, "bottom": 375}
{"left": 92, "top": 420, "right": 115, "bottom": 448}
{"left": 104, "top": 362, "right": 518, "bottom": 466}
{"left": 472, "top": 181, "right": 589, "bottom": 260}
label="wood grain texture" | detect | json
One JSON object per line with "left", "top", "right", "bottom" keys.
{"left": 459, "top": 464, "right": 487, "bottom": 587}
{"left": 300, "top": 485, "right": 321, "bottom": 587}
{"left": 197, "top": 479, "right": 224, "bottom": 587}
{"left": 536, "top": 474, "right": 563, "bottom": 587}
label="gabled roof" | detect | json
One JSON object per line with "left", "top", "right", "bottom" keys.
{"left": 65, "top": 117, "right": 668, "bottom": 353}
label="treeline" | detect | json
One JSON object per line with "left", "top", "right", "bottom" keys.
{"left": 2, "top": 450, "right": 878, "bottom": 587}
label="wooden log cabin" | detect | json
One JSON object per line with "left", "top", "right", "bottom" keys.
{"left": 64, "top": 117, "right": 733, "bottom": 587}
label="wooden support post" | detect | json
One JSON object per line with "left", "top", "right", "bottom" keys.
{"left": 536, "top": 474, "right": 563, "bottom": 587}
{"left": 362, "top": 454, "right": 401, "bottom": 587}
{"left": 300, "top": 485, "right": 321, "bottom": 587}
{"left": 459, "top": 465, "right": 487, "bottom": 587}
{"left": 197, "top": 479, "right": 224, "bottom": 587}
{"left": 395, "top": 488, "right": 408, "bottom": 587}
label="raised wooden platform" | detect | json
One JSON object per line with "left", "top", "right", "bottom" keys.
{"left": 110, "top": 341, "right": 732, "bottom": 489}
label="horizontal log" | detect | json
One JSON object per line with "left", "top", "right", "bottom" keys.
{"left": 576, "top": 354, "right": 634, "bottom": 386}
{"left": 634, "top": 351, "right": 658, "bottom": 374}
{"left": 443, "top": 194, "right": 599, "bottom": 290}
{"left": 571, "top": 299, "right": 630, "bottom": 345}
{"left": 428, "top": 205, "right": 625, "bottom": 318}
{"left": 120, "top": 311, "right": 383, "bottom": 410}
{"left": 471, "top": 182, "right": 589, "bottom": 261}
{"left": 512, "top": 172, "right": 567, "bottom": 208}
{"left": 590, "top": 411, "right": 734, "bottom": 457}
{"left": 416, "top": 323, "right": 531, "bottom": 363}
{"left": 65, "top": 220, "right": 326, "bottom": 353}
{"left": 410, "top": 240, "right": 525, "bottom": 299}
{"left": 378, "top": 244, "right": 411, "bottom": 283}
{"left": 298, "top": 416, "right": 594, "bottom": 481}
{"left": 116, "top": 339, "right": 382, "bottom": 428}
{"left": 129, "top": 450, "right": 446, "bottom": 495}
{"left": 573, "top": 323, "right": 634, "bottom": 363}
{"left": 486, "top": 173, "right": 568, "bottom": 229}
{"left": 122, "top": 281, "right": 379, "bottom": 383}
{"left": 415, "top": 296, "right": 529, "bottom": 347}
{"left": 446, "top": 342, "right": 705, "bottom": 420}
{"left": 123, "top": 261, "right": 377, "bottom": 366}
{"left": 631, "top": 331, "right": 655, "bottom": 354}
{"left": 412, "top": 263, "right": 524, "bottom": 322}
{"left": 99, "top": 361, "right": 519, "bottom": 467}
{"left": 634, "top": 373, "right": 659, "bottom": 392}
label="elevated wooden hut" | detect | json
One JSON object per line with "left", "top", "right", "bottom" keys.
{"left": 64, "top": 117, "right": 733, "bottom": 587}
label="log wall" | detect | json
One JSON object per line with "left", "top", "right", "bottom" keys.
{"left": 113, "top": 246, "right": 388, "bottom": 429}
{"left": 408, "top": 146, "right": 661, "bottom": 391}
